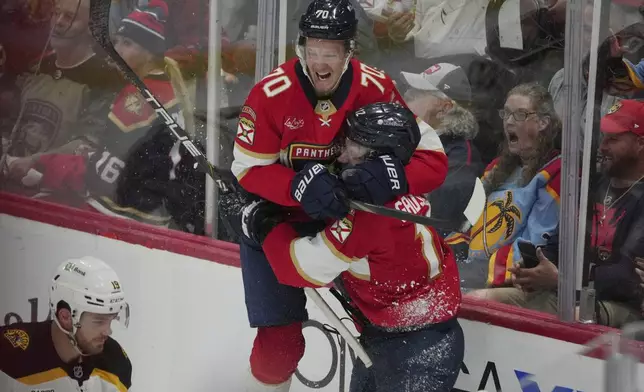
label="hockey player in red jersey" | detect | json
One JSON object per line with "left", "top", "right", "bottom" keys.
{"left": 227, "top": 1, "right": 447, "bottom": 389}
{"left": 10, "top": 0, "right": 204, "bottom": 232}
{"left": 240, "top": 102, "right": 464, "bottom": 392}
{"left": 0, "top": 256, "right": 132, "bottom": 391}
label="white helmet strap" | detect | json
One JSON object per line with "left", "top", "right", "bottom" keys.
{"left": 53, "top": 311, "right": 90, "bottom": 357}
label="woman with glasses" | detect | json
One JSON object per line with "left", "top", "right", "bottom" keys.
{"left": 446, "top": 82, "right": 562, "bottom": 290}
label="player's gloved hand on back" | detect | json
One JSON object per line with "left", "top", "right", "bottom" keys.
{"left": 241, "top": 200, "right": 286, "bottom": 246}
{"left": 291, "top": 162, "right": 349, "bottom": 220}
{"left": 341, "top": 154, "right": 408, "bottom": 205}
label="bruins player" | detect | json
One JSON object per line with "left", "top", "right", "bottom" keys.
{"left": 0, "top": 257, "right": 132, "bottom": 391}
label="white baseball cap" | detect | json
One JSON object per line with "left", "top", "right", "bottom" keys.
{"left": 401, "top": 63, "right": 472, "bottom": 102}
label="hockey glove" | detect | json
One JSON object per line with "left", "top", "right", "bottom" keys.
{"left": 241, "top": 200, "right": 285, "bottom": 246}
{"left": 291, "top": 162, "right": 349, "bottom": 220}
{"left": 341, "top": 155, "right": 408, "bottom": 205}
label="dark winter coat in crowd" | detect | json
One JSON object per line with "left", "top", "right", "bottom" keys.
{"left": 427, "top": 102, "right": 483, "bottom": 248}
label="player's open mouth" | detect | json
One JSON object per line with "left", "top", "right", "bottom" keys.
{"left": 316, "top": 72, "right": 332, "bottom": 81}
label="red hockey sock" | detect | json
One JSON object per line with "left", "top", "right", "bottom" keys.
{"left": 250, "top": 322, "right": 305, "bottom": 385}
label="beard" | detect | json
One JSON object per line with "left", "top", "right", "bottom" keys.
{"left": 75, "top": 334, "right": 106, "bottom": 355}
{"left": 602, "top": 153, "right": 638, "bottom": 178}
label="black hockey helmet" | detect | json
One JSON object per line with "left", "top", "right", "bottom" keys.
{"left": 345, "top": 103, "right": 421, "bottom": 165}
{"left": 299, "top": 0, "right": 358, "bottom": 41}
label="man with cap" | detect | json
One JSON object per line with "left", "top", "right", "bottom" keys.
{"left": 400, "top": 63, "right": 483, "bottom": 244}
{"left": 470, "top": 99, "right": 644, "bottom": 328}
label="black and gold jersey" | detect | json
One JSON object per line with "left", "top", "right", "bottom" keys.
{"left": 0, "top": 321, "right": 132, "bottom": 392}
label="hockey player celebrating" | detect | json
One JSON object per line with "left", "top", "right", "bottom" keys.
{"left": 241, "top": 102, "right": 464, "bottom": 392}
{"left": 228, "top": 0, "right": 448, "bottom": 389}
{"left": 0, "top": 256, "right": 132, "bottom": 391}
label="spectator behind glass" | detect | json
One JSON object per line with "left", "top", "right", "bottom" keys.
{"left": 471, "top": 100, "right": 644, "bottom": 328}
{"left": 400, "top": 63, "right": 483, "bottom": 247}
{"left": 548, "top": 1, "right": 644, "bottom": 143}
{"left": 226, "top": 0, "right": 380, "bottom": 79}
{"left": 2, "top": 0, "right": 123, "bottom": 186}
{"left": 446, "top": 82, "right": 562, "bottom": 290}
{"left": 380, "top": 0, "right": 488, "bottom": 58}
{"left": 9, "top": 0, "right": 206, "bottom": 234}
{"left": 0, "top": 0, "right": 54, "bottom": 89}
{"left": 373, "top": 0, "right": 564, "bottom": 66}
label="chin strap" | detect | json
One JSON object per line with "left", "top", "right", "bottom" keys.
{"left": 53, "top": 315, "right": 89, "bottom": 357}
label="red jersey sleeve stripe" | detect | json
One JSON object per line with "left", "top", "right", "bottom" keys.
{"left": 264, "top": 224, "right": 359, "bottom": 288}
{"left": 231, "top": 144, "right": 280, "bottom": 180}
{"left": 487, "top": 245, "right": 513, "bottom": 286}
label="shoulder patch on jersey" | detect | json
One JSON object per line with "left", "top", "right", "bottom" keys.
{"left": 330, "top": 214, "right": 354, "bottom": 244}
{"left": 109, "top": 77, "right": 178, "bottom": 133}
{"left": 241, "top": 105, "right": 257, "bottom": 121}
{"left": 237, "top": 117, "right": 256, "bottom": 145}
{"left": 123, "top": 93, "right": 144, "bottom": 115}
{"left": 3, "top": 328, "right": 30, "bottom": 350}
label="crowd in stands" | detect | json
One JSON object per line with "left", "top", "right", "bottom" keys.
{"left": 2, "top": 0, "right": 644, "bottom": 329}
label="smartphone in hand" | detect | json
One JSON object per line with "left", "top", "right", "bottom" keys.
{"left": 518, "top": 241, "right": 540, "bottom": 269}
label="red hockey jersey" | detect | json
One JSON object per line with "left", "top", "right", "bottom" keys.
{"left": 263, "top": 195, "right": 462, "bottom": 329}
{"left": 231, "top": 58, "right": 447, "bottom": 207}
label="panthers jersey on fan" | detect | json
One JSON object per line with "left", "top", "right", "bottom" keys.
{"left": 231, "top": 57, "right": 447, "bottom": 207}
{"left": 35, "top": 73, "right": 190, "bottom": 226}
{"left": 262, "top": 194, "right": 461, "bottom": 329}
{"left": 446, "top": 154, "right": 561, "bottom": 286}
{"left": 0, "top": 321, "right": 132, "bottom": 392}
{"left": 84, "top": 73, "right": 186, "bottom": 225}
{"left": 8, "top": 52, "right": 121, "bottom": 157}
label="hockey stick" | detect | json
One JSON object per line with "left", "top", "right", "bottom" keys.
{"left": 349, "top": 176, "right": 486, "bottom": 232}
{"left": 304, "top": 287, "right": 373, "bottom": 368}
{"left": 88, "top": 0, "right": 485, "bottom": 232}
{"left": 88, "top": 0, "right": 237, "bottom": 193}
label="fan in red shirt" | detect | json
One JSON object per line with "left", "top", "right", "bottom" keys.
{"left": 224, "top": 0, "right": 448, "bottom": 390}
{"left": 240, "top": 102, "right": 463, "bottom": 392}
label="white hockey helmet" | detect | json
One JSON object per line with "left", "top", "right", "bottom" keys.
{"left": 49, "top": 256, "right": 130, "bottom": 330}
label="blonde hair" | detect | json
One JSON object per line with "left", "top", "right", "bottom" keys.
{"left": 163, "top": 56, "right": 196, "bottom": 136}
